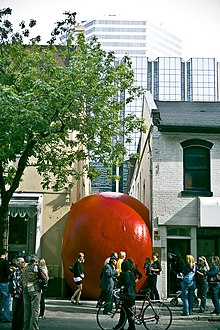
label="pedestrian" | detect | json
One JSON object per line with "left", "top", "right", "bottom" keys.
{"left": 70, "top": 252, "right": 85, "bottom": 305}
{"left": 11, "top": 257, "right": 26, "bottom": 330}
{"left": 22, "top": 254, "right": 48, "bottom": 330}
{"left": 116, "top": 251, "right": 126, "bottom": 276}
{"left": 99, "top": 256, "right": 119, "bottom": 314}
{"left": 39, "top": 258, "right": 49, "bottom": 318}
{"left": 96, "top": 252, "right": 118, "bottom": 307}
{"left": 113, "top": 260, "right": 136, "bottom": 330}
{"left": 0, "top": 248, "right": 11, "bottom": 323}
{"left": 181, "top": 254, "right": 197, "bottom": 316}
{"left": 206, "top": 255, "right": 220, "bottom": 315}
{"left": 196, "top": 256, "right": 209, "bottom": 313}
{"left": 127, "top": 258, "right": 143, "bottom": 283}
{"left": 143, "top": 257, "right": 151, "bottom": 276}
{"left": 148, "top": 252, "right": 161, "bottom": 300}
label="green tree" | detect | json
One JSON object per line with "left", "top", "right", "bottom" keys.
{"left": 0, "top": 9, "right": 145, "bottom": 249}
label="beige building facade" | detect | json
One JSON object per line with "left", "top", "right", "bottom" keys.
{"left": 8, "top": 161, "right": 90, "bottom": 297}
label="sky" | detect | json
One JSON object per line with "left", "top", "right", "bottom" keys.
{"left": 1, "top": 0, "right": 220, "bottom": 61}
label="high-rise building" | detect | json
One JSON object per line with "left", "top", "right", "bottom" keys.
{"left": 82, "top": 16, "right": 182, "bottom": 59}
{"left": 80, "top": 17, "right": 183, "bottom": 193}
{"left": 82, "top": 17, "right": 182, "bottom": 156}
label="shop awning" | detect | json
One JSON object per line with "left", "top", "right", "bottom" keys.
{"left": 199, "top": 197, "right": 220, "bottom": 227}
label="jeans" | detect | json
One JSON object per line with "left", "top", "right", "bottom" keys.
{"left": 23, "top": 287, "right": 41, "bottom": 330}
{"left": 181, "top": 280, "right": 196, "bottom": 315}
{"left": 148, "top": 275, "right": 160, "bottom": 300}
{"left": 209, "top": 282, "right": 220, "bottom": 314}
{"left": 197, "top": 281, "right": 208, "bottom": 311}
{"left": 0, "top": 282, "right": 11, "bottom": 321}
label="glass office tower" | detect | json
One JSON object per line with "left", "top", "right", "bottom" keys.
{"left": 82, "top": 17, "right": 182, "bottom": 156}
{"left": 187, "top": 58, "right": 218, "bottom": 101}
{"left": 151, "top": 57, "right": 219, "bottom": 102}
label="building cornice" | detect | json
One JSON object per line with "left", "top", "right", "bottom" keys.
{"left": 157, "top": 125, "right": 220, "bottom": 133}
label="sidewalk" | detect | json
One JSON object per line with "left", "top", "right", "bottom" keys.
{"left": 1, "top": 297, "right": 219, "bottom": 329}
{"left": 45, "top": 297, "right": 220, "bottom": 321}
{"left": 161, "top": 297, "right": 220, "bottom": 321}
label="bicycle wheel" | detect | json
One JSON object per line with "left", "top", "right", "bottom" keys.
{"left": 96, "top": 302, "right": 127, "bottom": 330}
{"left": 143, "top": 301, "right": 172, "bottom": 330}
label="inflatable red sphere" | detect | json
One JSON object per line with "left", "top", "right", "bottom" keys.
{"left": 62, "top": 192, "right": 152, "bottom": 299}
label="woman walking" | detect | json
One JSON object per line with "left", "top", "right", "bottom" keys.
{"left": 70, "top": 252, "right": 85, "bottom": 305}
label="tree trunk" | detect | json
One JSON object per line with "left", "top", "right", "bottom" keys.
{"left": 0, "top": 203, "right": 10, "bottom": 251}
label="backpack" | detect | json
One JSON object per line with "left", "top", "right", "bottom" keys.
{"left": 183, "top": 265, "right": 196, "bottom": 284}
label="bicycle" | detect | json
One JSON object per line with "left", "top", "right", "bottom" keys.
{"left": 97, "top": 288, "right": 172, "bottom": 330}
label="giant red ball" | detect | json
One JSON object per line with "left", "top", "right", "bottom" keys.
{"left": 62, "top": 193, "right": 152, "bottom": 299}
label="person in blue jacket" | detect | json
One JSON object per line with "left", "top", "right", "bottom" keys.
{"left": 181, "top": 254, "right": 197, "bottom": 316}
{"left": 100, "top": 256, "right": 119, "bottom": 314}
{"left": 206, "top": 256, "right": 220, "bottom": 315}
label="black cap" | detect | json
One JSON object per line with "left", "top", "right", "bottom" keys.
{"left": 110, "top": 256, "right": 118, "bottom": 262}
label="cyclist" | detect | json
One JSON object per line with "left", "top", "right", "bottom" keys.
{"left": 113, "top": 260, "right": 136, "bottom": 330}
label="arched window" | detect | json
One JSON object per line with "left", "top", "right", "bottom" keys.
{"left": 181, "top": 139, "right": 213, "bottom": 196}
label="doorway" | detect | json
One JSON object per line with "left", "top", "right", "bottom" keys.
{"left": 167, "top": 238, "right": 190, "bottom": 296}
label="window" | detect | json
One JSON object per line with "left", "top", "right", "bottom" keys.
{"left": 181, "top": 139, "right": 213, "bottom": 196}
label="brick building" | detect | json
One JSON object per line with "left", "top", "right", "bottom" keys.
{"left": 129, "top": 92, "right": 220, "bottom": 298}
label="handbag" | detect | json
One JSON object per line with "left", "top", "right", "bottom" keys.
{"left": 208, "top": 271, "right": 220, "bottom": 283}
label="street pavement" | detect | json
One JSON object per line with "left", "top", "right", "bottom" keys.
{"left": 1, "top": 297, "right": 220, "bottom": 329}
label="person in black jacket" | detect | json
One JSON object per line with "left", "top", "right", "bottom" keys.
{"left": 70, "top": 252, "right": 85, "bottom": 305}
{"left": 127, "top": 258, "right": 143, "bottom": 283}
{"left": 148, "top": 252, "right": 161, "bottom": 300}
{"left": 113, "top": 260, "right": 136, "bottom": 330}
{"left": 0, "top": 248, "right": 11, "bottom": 323}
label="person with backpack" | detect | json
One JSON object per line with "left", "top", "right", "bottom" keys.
{"left": 206, "top": 255, "right": 220, "bottom": 315}
{"left": 22, "top": 254, "right": 48, "bottom": 330}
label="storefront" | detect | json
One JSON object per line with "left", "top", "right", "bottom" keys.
{"left": 8, "top": 193, "right": 43, "bottom": 261}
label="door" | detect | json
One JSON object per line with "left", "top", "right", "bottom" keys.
{"left": 167, "top": 239, "right": 190, "bottom": 296}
